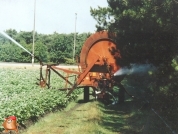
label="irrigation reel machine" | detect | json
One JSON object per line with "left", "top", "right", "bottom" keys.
{"left": 36, "top": 31, "right": 128, "bottom": 104}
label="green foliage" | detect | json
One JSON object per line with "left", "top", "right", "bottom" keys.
{"left": 171, "top": 56, "right": 178, "bottom": 71}
{"left": 0, "top": 30, "right": 90, "bottom": 64}
{"left": 64, "top": 57, "right": 75, "bottom": 65}
{"left": 91, "top": 0, "right": 178, "bottom": 66}
{"left": 0, "top": 68, "right": 81, "bottom": 130}
{"left": 90, "top": 0, "right": 178, "bottom": 121}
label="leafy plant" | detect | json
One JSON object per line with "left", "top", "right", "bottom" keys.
{"left": 0, "top": 68, "right": 81, "bottom": 131}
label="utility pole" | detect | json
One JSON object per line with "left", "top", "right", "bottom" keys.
{"left": 32, "top": 0, "right": 36, "bottom": 66}
{"left": 73, "top": 13, "right": 77, "bottom": 62}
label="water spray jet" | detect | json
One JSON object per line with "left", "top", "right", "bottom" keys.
{"left": 0, "top": 31, "right": 43, "bottom": 65}
{"left": 0, "top": 31, "right": 33, "bottom": 57}
{"left": 114, "top": 64, "right": 156, "bottom": 76}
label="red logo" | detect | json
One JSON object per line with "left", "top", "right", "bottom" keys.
{"left": 2, "top": 116, "right": 19, "bottom": 133}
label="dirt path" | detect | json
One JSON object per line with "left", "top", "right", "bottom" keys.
{"left": 0, "top": 62, "right": 77, "bottom": 69}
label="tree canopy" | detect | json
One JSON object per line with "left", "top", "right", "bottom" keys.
{"left": 90, "top": 0, "right": 178, "bottom": 124}
{"left": 0, "top": 29, "right": 91, "bottom": 64}
{"left": 91, "top": 0, "right": 178, "bottom": 66}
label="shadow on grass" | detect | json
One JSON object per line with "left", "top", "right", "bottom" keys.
{"left": 77, "top": 98, "right": 96, "bottom": 103}
{"left": 95, "top": 73, "right": 178, "bottom": 134}
{"left": 98, "top": 99, "right": 176, "bottom": 134}
{"left": 99, "top": 100, "right": 144, "bottom": 134}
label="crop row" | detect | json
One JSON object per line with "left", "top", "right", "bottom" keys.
{"left": 0, "top": 67, "right": 80, "bottom": 130}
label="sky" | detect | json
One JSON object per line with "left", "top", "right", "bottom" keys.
{"left": 0, "top": 0, "right": 108, "bottom": 34}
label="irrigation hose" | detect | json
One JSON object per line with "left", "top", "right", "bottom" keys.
{"left": 141, "top": 98, "right": 176, "bottom": 134}
{"left": 116, "top": 82, "right": 136, "bottom": 99}
{"left": 105, "top": 91, "right": 117, "bottom": 105}
{"left": 151, "top": 108, "right": 176, "bottom": 134}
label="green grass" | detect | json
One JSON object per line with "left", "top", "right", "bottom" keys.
{"left": 21, "top": 101, "right": 174, "bottom": 134}
{"left": 21, "top": 92, "right": 171, "bottom": 134}
{"left": 21, "top": 94, "right": 110, "bottom": 134}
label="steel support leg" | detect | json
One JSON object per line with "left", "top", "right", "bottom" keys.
{"left": 84, "top": 86, "right": 89, "bottom": 102}
{"left": 118, "top": 84, "right": 125, "bottom": 103}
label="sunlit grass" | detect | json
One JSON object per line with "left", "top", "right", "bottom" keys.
{"left": 21, "top": 93, "right": 115, "bottom": 134}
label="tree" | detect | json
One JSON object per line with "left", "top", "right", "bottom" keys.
{"left": 34, "top": 41, "right": 48, "bottom": 62}
{"left": 75, "top": 32, "right": 91, "bottom": 56}
{"left": 0, "top": 30, "right": 89, "bottom": 64}
{"left": 90, "top": 0, "right": 178, "bottom": 117}
{"left": 90, "top": 0, "right": 178, "bottom": 66}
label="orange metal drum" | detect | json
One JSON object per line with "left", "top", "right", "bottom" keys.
{"left": 77, "top": 31, "right": 122, "bottom": 87}
{"left": 80, "top": 31, "right": 121, "bottom": 74}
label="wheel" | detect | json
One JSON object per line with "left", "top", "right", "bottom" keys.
{"left": 84, "top": 86, "right": 89, "bottom": 102}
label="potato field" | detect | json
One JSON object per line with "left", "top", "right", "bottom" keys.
{"left": 0, "top": 67, "right": 80, "bottom": 131}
